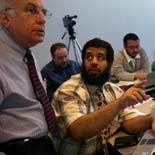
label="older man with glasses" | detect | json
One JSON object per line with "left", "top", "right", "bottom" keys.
{"left": 112, "top": 33, "right": 150, "bottom": 81}
{"left": 0, "top": 0, "right": 57, "bottom": 155}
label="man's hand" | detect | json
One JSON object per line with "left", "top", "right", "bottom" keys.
{"left": 119, "top": 80, "right": 150, "bottom": 108}
{"left": 135, "top": 72, "right": 147, "bottom": 80}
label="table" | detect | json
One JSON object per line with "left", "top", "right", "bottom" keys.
{"left": 108, "top": 131, "right": 137, "bottom": 155}
{"left": 116, "top": 80, "right": 139, "bottom": 87}
{"left": 109, "top": 98, "right": 155, "bottom": 155}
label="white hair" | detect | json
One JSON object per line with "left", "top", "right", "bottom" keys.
{"left": 0, "top": 0, "right": 15, "bottom": 18}
{"left": 0, "top": 0, "right": 13, "bottom": 11}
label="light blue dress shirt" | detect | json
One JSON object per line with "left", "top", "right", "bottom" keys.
{"left": 0, "top": 27, "right": 48, "bottom": 143}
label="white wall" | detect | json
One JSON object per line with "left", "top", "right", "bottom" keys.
{"left": 33, "top": 0, "right": 155, "bottom": 69}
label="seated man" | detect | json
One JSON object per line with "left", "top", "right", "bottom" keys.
{"left": 41, "top": 42, "right": 81, "bottom": 101}
{"left": 112, "top": 33, "right": 150, "bottom": 81}
{"left": 52, "top": 38, "right": 155, "bottom": 155}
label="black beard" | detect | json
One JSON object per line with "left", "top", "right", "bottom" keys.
{"left": 81, "top": 64, "right": 111, "bottom": 86}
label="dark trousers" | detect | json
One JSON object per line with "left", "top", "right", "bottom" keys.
{"left": 0, "top": 136, "right": 57, "bottom": 155}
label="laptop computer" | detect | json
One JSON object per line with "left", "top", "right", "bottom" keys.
{"left": 143, "top": 72, "right": 155, "bottom": 99}
{"left": 143, "top": 71, "right": 155, "bottom": 89}
{"left": 132, "top": 130, "right": 155, "bottom": 155}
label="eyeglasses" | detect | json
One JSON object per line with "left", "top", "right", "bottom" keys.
{"left": 126, "top": 45, "right": 140, "bottom": 50}
{"left": 4, "top": 5, "right": 52, "bottom": 19}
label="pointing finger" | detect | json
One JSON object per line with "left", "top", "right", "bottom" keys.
{"left": 133, "top": 80, "right": 147, "bottom": 88}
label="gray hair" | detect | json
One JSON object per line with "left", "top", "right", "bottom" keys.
{"left": 0, "top": 0, "right": 13, "bottom": 11}
{"left": 0, "top": 0, "right": 15, "bottom": 19}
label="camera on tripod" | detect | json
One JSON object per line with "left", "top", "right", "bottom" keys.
{"left": 61, "top": 14, "right": 81, "bottom": 63}
{"left": 63, "top": 15, "right": 77, "bottom": 29}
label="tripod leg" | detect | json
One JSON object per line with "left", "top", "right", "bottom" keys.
{"left": 72, "top": 40, "right": 82, "bottom": 63}
{"left": 68, "top": 39, "right": 71, "bottom": 53}
{"left": 75, "top": 39, "right": 82, "bottom": 51}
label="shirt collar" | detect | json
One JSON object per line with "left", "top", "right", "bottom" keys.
{"left": 86, "top": 83, "right": 101, "bottom": 95}
{"left": 123, "top": 48, "right": 140, "bottom": 63}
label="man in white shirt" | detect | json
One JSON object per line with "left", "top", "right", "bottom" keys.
{"left": 0, "top": 0, "right": 57, "bottom": 154}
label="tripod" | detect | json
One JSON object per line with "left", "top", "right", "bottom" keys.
{"left": 62, "top": 27, "right": 82, "bottom": 63}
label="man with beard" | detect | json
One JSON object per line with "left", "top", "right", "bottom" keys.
{"left": 52, "top": 38, "right": 155, "bottom": 155}
{"left": 112, "top": 33, "right": 150, "bottom": 81}
{"left": 41, "top": 42, "right": 81, "bottom": 101}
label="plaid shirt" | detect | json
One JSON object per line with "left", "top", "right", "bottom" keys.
{"left": 52, "top": 74, "right": 139, "bottom": 155}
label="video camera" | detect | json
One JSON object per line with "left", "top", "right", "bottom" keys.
{"left": 63, "top": 15, "right": 77, "bottom": 29}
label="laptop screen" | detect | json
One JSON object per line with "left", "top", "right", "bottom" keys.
{"left": 132, "top": 130, "right": 155, "bottom": 155}
{"left": 143, "top": 71, "right": 155, "bottom": 89}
